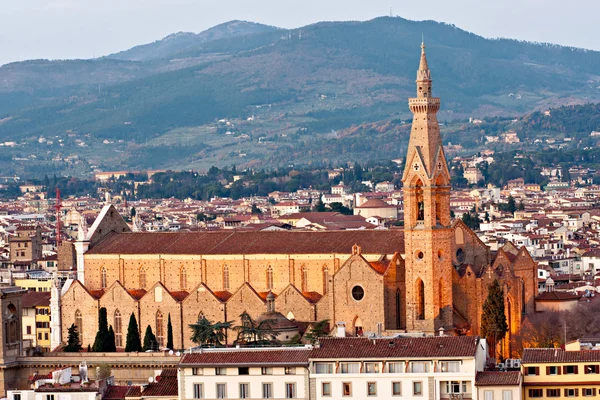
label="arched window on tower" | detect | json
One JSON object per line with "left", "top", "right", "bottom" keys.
{"left": 322, "top": 267, "right": 329, "bottom": 295}
{"left": 302, "top": 266, "right": 308, "bottom": 293}
{"left": 415, "top": 179, "right": 424, "bottom": 222}
{"left": 101, "top": 267, "right": 107, "bottom": 289}
{"left": 75, "top": 309, "right": 83, "bottom": 342}
{"left": 114, "top": 310, "right": 122, "bottom": 347}
{"left": 155, "top": 311, "right": 164, "bottom": 348}
{"left": 223, "top": 265, "right": 230, "bottom": 290}
{"left": 180, "top": 267, "right": 187, "bottom": 290}
{"left": 438, "top": 279, "right": 444, "bottom": 314}
{"left": 416, "top": 279, "right": 425, "bottom": 320}
{"left": 5, "top": 304, "right": 17, "bottom": 344}
{"left": 266, "top": 266, "right": 273, "bottom": 291}
{"left": 139, "top": 268, "right": 147, "bottom": 289}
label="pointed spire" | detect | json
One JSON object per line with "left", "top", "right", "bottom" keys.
{"left": 417, "top": 42, "right": 431, "bottom": 81}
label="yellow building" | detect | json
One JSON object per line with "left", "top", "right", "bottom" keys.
{"left": 21, "top": 291, "right": 51, "bottom": 352}
{"left": 522, "top": 348, "right": 600, "bottom": 399}
{"left": 14, "top": 278, "right": 52, "bottom": 293}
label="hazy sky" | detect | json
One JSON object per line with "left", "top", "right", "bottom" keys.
{"left": 1, "top": 0, "right": 599, "bottom": 66}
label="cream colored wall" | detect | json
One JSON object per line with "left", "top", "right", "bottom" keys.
{"left": 478, "top": 387, "right": 522, "bottom": 400}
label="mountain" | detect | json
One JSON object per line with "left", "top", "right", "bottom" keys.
{"left": 107, "top": 20, "right": 280, "bottom": 62}
{"left": 0, "top": 17, "right": 599, "bottom": 177}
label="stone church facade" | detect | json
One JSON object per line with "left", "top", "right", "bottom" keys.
{"left": 54, "top": 44, "right": 537, "bottom": 356}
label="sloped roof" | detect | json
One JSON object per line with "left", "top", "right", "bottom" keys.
{"left": 311, "top": 336, "right": 480, "bottom": 359}
{"left": 180, "top": 348, "right": 310, "bottom": 366}
{"left": 523, "top": 348, "right": 600, "bottom": 363}
{"left": 22, "top": 291, "right": 51, "bottom": 308}
{"left": 86, "top": 230, "right": 404, "bottom": 255}
{"left": 475, "top": 371, "right": 521, "bottom": 386}
{"left": 356, "top": 199, "right": 396, "bottom": 208}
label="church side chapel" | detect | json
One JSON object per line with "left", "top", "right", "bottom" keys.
{"left": 52, "top": 44, "right": 537, "bottom": 357}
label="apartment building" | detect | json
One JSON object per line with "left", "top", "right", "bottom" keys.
{"left": 522, "top": 348, "right": 600, "bottom": 399}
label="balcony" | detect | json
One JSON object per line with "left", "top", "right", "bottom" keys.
{"left": 441, "top": 395, "right": 473, "bottom": 400}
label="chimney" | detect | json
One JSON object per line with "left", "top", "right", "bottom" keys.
{"left": 336, "top": 322, "right": 346, "bottom": 337}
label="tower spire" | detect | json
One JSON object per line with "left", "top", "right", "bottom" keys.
{"left": 416, "top": 41, "right": 431, "bottom": 97}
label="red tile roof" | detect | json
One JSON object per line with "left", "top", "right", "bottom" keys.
{"left": 104, "top": 386, "right": 131, "bottom": 400}
{"left": 475, "top": 371, "right": 521, "bottom": 386}
{"left": 311, "top": 336, "right": 481, "bottom": 359}
{"left": 301, "top": 291, "right": 323, "bottom": 304}
{"left": 535, "top": 292, "right": 580, "bottom": 301}
{"left": 127, "top": 289, "right": 147, "bottom": 300}
{"left": 180, "top": 348, "right": 311, "bottom": 366}
{"left": 169, "top": 291, "right": 189, "bottom": 302}
{"left": 125, "top": 386, "right": 141, "bottom": 398}
{"left": 141, "top": 376, "right": 178, "bottom": 397}
{"left": 21, "top": 291, "right": 51, "bottom": 308}
{"left": 87, "top": 230, "right": 404, "bottom": 255}
{"left": 212, "top": 291, "right": 232, "bottom": 302}
{"left": 523, "top": 349, "right": 600, "bottom": 363}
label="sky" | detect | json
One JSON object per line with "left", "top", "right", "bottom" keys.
{"left": 1, "top": 0, "right": 599, "bottom": 66}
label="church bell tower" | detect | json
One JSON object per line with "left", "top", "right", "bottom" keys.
{"left": 402, "top": 43, "right": 453, "bottom": 333}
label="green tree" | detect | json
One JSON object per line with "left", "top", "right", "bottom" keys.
{"left": 130, "top": 207, "right": 136, "bottom": 218}
{"left": 64, "top": 323, "right": 82, "bottom": 352}
{"left": 329, "top": 202, "right": 352, "bottom": 215}
{"left": 125, "top": 313, "right": 142, "bottom": 352}
{"left": 480, "top": 280, "right": 508, "bottom": 360}
{"left": 143, "top": 325, "right": 158, "bottom": 351}
{"left": 314, "top": 198, "right": 326, "bottom": 212}
{"left": 106, "top": 326, "right": 117, "bottom": 352}
{"left": 251, "top": 204, "right": 262, "bottom": 215}
{"left": 234, "top": 312, "right": 277, "bottom": 344}
{"left": 92, "top": 307, "right": 110, "bottom": 352}
{"left": 189, "top": 317, "right": 232, "bottom": 347}
{"left": 507, "top": 195, "right": 516, "bottom": 214}
{"left": 166, "top": 314, "right": 174, "bottom": 349}
{"left": 303, "top": 319, "right": 330, "bottom": 344}
{"left": 462, "top": 210, "right": 481, "bottom": 230}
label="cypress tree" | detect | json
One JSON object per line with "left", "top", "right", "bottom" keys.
{"left": 64, "top": 323, "right": 82, "bottom": 352}
{"left": 166, "top": 313, "right": 174, "bottom": 349}
{"left": 143, "top": 325, "right": 157, "bottom": 351}
{"left": 106, "top": 326, "right": 117, "bottom": 352}
{"left": 125, "top": 313, "right": 142, "bottom": 352}
{"left": 480, "top": 279, "right": 508, "bottom": 357}
{"left": 92, "top": 307, "right": 110, "bottom": 352}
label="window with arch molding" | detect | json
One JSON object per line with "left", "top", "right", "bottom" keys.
{"left": 266, "top": 266, "right": 273, "bottom": 291}
{"left": 101, "top": 267, "right": 107, "bottom": 289}
{"left": 223, "top": 265, "right": 230, "bottom": 290}
{"left": 75, "top": 309, "right": 83, "bottom": 342}
{"left": 156, "top": 311, "right": 164, "bottom": 347}
{"left": 114, "top": 310, "right": 122, "bottom": 347}
{"left": 322, "top": 267, "right": 329, "bottom": 295}
{"left": 139, "top": 268, "right": 147, "bottom": 289}
{"left": 5, "top": 304, "right": 17, "bottom": 344}
{"left": 302, "top": 266, "right": 308, "bottom": 293}
{"left": 180, "top": 267, "right": 187, "bottom": 290}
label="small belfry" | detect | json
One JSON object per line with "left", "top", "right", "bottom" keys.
{"left": 402, "top": 42, "right": 453, "bottom": 333}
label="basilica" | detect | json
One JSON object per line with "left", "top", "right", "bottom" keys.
{"left": 52, "top": 44, "right": 537, "bottom": 356}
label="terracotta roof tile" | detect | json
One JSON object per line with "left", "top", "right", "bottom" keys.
{"left": 125, "top": 386, "right": 141, "bottom": 398}
{"left": 169, "top": 290, "right": 189, "bottom": 302}
{"left": 21, "top": 291, "right": 51, "bottom": 308}
{"left": 87, "top": 230, "right": 404, "bottom": 255}
{"left": 369, "top": 261, "right": 389, "bottom": 275}
{"left": 475, "top": 371, "right": 521, "bottom": 386}
{"left": 140, "top": 370, "right": 178, "bottom": 397}
{"left": 301, "top": 291, "right": 323, "bottom": 304}
{"left": 180, "top": 348, "right": 310, "bottom": 366}
{"left": 523, "top": 349, "right": 600, "bottom": 363}
{"left": 311, "top": 336, "right": 480, "bottom": 359}
{"left": 104, "top": 386, "right": 131, "bottom": 400}
{"left": 127, "top": 289, "right": 147, "bottom": 300}
{"left": 88, "top": 289, "right": 105, "bottom": 299}
{"left": 535, "top": 292, "right": 581, "bottom": 301}
{"left": 212, "top": 291, "right": 232, "bottom": 302}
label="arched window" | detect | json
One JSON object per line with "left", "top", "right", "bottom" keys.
{"left": 322, "top": 267, "right": 329, "bottom": 295}
{"left": 155, "top": 311, "right": 164, "bottom": 348}
{"left": 139, "top": 268, "right": 147, "bottom": 289}
{"left": 114, "top": 310, "right": 122, "bottom": 347}
{"left": 302, "top": 266, "right": 308, "bottom": 292}
{"left": 5, "top": 304, "right": 17, "bottom": 344}
{"left": 266, "top": 266, "right": 273, "bottom": 291}
{"left": 415, "top": 179, "right": 424, "bottom": 222}
{"left": 75, "top": 309, "right": 83, "bottom": 342}
{"left": 438, "top": 279, "right": 444, "bottom": 313}
{"left": 416, "top": 279, "right": 425, "bottom": 320}
{"left": 180, "top": 267, "right": 187, "bottom": 290}
{"left": 223, "top": 265, "right": 230, "bottom": 290}
{"left": 101, "top": 267, "right": 107, "bottom": 289}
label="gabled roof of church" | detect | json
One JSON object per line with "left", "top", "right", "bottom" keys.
{"left": 86, "top": 230, "right": 405, "bottom": 255}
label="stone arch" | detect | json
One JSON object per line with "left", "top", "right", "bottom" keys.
{"left": 414, "top": 178, "right": 424, "bottom": 221}
{"left": 322, "top": 266, "right": 329, "bottom": 295}
{"left": 353, "top": 316, "right": 363, "bottom": 336}
{"left": 286, "top": 311, "right": 295, "bottom": 320}
{"left": 301, "top": 265, "right": 308, "bottom": 292}
{"left": 415, "top": 278, "right": 425, "bottom": 320}
{"left": 438, "top": 278, "right": 444, "bottom": 312}
{"left": 395, "top": 288, "right": 401, "bottom": 329}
